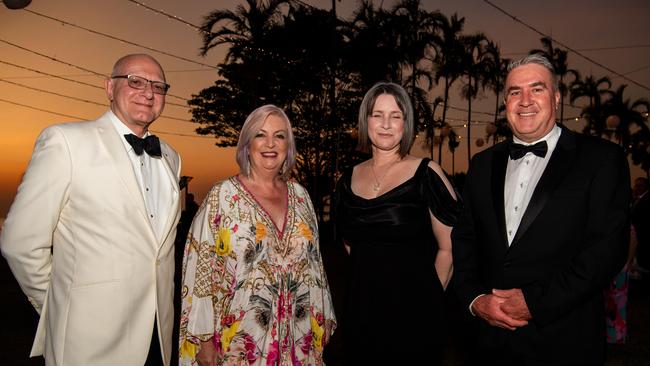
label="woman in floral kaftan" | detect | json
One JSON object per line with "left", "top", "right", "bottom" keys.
{"left": 178, "top": 105, "right": 336, "bottom": 366}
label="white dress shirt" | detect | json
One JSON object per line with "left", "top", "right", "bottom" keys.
{"left": 108, "top": 111, "right": 173, "bottom": 241}
{"left": 504, "top": 124, "right": 562, "bottom": 245}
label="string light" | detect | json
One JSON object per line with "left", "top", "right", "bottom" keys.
{"left": 0, "top": 78, "right": 194, "bottom": 123}
{"left": 436, "top": 99, "right": 581, "bottom": 123}
{"left": 501, "top": 44, "right": 650, "bottom": 56}
{"left": 0, "top": 59, "right": 188, "bottom": 106}
{"left": 0, "top": 79, "right": 106, "bottom": 106}
{"left": 435, "top": 112, "right": 584, "bottom": 130}
{"left": 0, "top": 97, "right": 88, "bottom": 120}
{"left": 240, "top": 46, "right": 297, "bottom": 65}
{"left": 125, "top": 0, "right": 207, "bottom": 34}
{"left": 22, "top": 9, "right": 218, "bottom": 70}
{"left": 0, "top": 97, "right": 208, "bottom": 138}
{"left": 0, "top": 38, "right": 107, "bottom": 78}
{"left": 150, "top": 129, "right": 215, "bottom": 139}
{"left": 482, "top": 0, "right": 650, "bottom": 92}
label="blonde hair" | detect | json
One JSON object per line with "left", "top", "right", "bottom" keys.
{"left": 235, "top": 105, "right": 296, "bottom": 180}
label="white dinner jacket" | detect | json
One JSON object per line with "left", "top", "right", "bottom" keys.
{"left": 0, "top": 111, "right": 181, "bottom": 366}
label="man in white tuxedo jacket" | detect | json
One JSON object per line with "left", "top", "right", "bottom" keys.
{"left": 1, "top": 54, "right": 181, "bottom": 366}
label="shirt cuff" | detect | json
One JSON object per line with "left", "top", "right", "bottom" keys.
{"left": 187, "top": 296, "right": 215, "bottom": 337}
{"left": 469, "top": 294, "right": 486, "bottom": 316}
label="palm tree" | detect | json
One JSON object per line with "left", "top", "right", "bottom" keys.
{"left": 483, "top": 40, "right": 510, "bottom": 142}
{"left": 448, "top": 129, "right": 460, "bottom": 175}
{"left": 191, "top": 2, "right": 362, "bottom": 220}
{"left": 430, "top": 13, "right": 467, "bottom": 146}
{"left": 197, "top": 0, "right": 291, "bottom": 107}
{"left": 342, "top": 0, "right": 400, "bottom": 90}
{"left": 600, "top": 85, "right": 650, "bottom": 150}
{"left": 421, "top": 96, "right": 446, "bottom": 161}
{"left": 460, "top": 33, "right": 488, "bottom": 163}
{"left": 432, "top": 96, "right": 444, "bottom": 161}
{"left": 410, "top": 84, "right": 435, "bottom": 142}
{"left": 390, "top": 0, "right": 442, "bottom": 132}
{"left": 199, "top": 0, "right": 289, "bottom": 59}
{"left": 569, "top": 72, "right": 613, "bottom": 110}
{"left": 390, "top": 2, "right": 439, "bottom": 88}
{"left": 569, "top": 72, "right": 615, "bottom": 137}
{"left": 530, "top": 37, "right": 577, "bottom": 125}
{"left": 493, "top": 109, "right": 513, "bottom": 142}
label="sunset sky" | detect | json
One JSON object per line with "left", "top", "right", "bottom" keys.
{"left": 1, "top": 0, "right": 649, "bottom": 220}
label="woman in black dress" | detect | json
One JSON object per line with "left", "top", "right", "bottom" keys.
{"left": 333, "top": 82, "right": 460, "bottom": 365}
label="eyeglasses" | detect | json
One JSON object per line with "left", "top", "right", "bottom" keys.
{"left": 111, "top": 74, "right": 170, "bottom": 95}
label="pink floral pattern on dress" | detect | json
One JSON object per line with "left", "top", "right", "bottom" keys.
{"left": 604, "top": 264, "right": 628, "bottom": 344}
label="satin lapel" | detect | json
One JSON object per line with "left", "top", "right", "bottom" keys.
{"left": 158, "top": 143, "right": 180, "bottom": 248}
{"left": 491, "top": 144, "right": 510, "bottom": 248}
{"left": 96, "top": 113, "right": 150, "bottom": 226}
{"left": 512, "top": 128, "right": 578, "bottom": 245}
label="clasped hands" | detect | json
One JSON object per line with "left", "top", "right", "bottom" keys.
{"left": 472, "top": 288, "right": 531, "bottom": 331}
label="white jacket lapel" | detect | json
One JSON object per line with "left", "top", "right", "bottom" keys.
{"left": 157, "top": 142, "right": 181, "bottom": 248}
{"left": 96, "top": 113, "right": 154, "bottom": 236}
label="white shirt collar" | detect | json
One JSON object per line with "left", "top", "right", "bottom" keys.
{"left": 107, "top": 110, "right": 150, "bottom": 152}
{"left": 513, "top": 123, "right": 561, "bottom": 145}
{"left": 512, "top": 123, "right": 562, "bottom": 154}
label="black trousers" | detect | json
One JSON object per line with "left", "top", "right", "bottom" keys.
{"left": 144, "top": 318, "right": 164, "bottom": 366}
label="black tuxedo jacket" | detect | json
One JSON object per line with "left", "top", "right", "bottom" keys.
{"left": 452, "top": 126, "right": 630, "bottom": 365}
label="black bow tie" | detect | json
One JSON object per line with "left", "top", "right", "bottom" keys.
{"left": 124, "top": 134, "right": 162, "bottom": 157}
{"left": 508, "top": 140, "right": 548, "bottom": 160}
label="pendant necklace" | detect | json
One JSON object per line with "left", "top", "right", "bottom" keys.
{"left": 370, "top": 158, "right": 400, "bottom": 192}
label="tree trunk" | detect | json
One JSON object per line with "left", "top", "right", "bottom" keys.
{"left": 467, "top": 75, "right": 472, "bottom": 165}
{"left": 559, "top": 74, "right": 564, "bottom": 125}
{"left": 452, "top": 150, "right": 455, "bottom": 175}
{"left": 493, "top": 88, "right": 500, "bottom": 145}
{"left": 440, "top": 78, "right": 451, "bottom": 164}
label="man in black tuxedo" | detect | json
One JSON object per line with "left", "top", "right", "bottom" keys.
{"left": 451, "top": 53, "right": 630, "bottom": 365}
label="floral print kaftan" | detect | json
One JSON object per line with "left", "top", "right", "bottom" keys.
{"left": 179, "top": 177, "right": 336, "bottom": 366}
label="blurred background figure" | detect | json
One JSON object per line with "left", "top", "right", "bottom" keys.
{"left": 604, "top": 176, "right": 649, "bottom": 344}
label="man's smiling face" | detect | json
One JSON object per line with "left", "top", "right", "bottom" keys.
{"left": 504, "top": 63, "right": 561, "bottom": 143}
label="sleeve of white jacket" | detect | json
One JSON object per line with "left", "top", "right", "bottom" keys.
{"left": 0, "top": 125, "right": 72, "bottom": 313}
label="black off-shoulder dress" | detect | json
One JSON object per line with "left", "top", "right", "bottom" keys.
{"left": 333, "top": 158, "right": 460, "bottom": 365}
